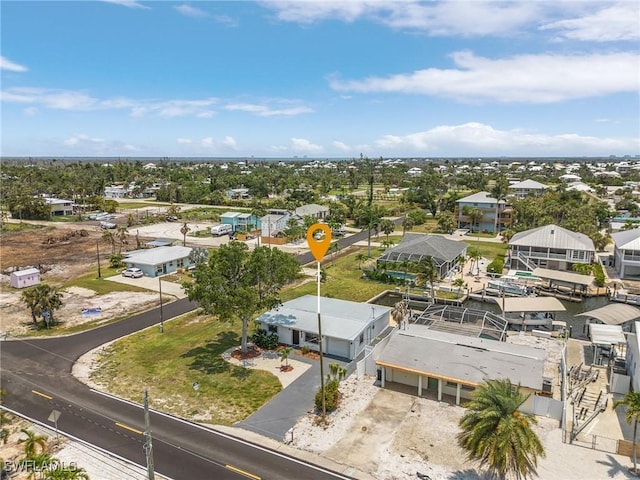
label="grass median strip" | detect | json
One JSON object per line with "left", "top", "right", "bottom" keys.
{"left": 90, "top": 311, "right": 281, "bottom": 425}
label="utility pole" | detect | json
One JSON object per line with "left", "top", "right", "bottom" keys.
{"left": 158, "top": 277, "right": 164, "bottom": 333}
{"left": 143, "top": 389, "right": 155, "bottom": 480}
{"left": 96, "top": 239, "right": 101, "bottom": 279}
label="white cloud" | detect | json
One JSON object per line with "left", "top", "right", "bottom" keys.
{"left": 102, "top": 0, "right": 150, "bottom": 10}
{"left": 264, "top": 1, "right": 542, "bottom": 37}
{"left": 1, "top": 56, "right": 28, "bottom": 72}
{"left": 64, "top": 134, "right": 105, "bottom": 146}
{"left": 131, "top": 98, "right": 218, "bottom": 118}
{"left": 24, "top": 107, "right": 38, "bottom": 117}
{"left": 541, "top": 2, "right": 640, "bottom": 42}
{"left": 333, "top": 141, "right": 351, "bottom": 151}
{"left": 369, "top": 122, "right": 639, "bottom": 156}
{"left": 329, "top": 51, "right": 639, "bottom": 103}
{"left": 224, "top": 102, "right": 313, "bottom": 117}
{"left": 176, "top": 136, "right": 238, "bottom": 152}
{"left": 291, "top": 138, "right": 323, "bottom": 153}
{"left": 1, "top": 87, "right": 101, "bottom": 110}
{"left": 174, "top": 4, "right": 208, "bottom": 18}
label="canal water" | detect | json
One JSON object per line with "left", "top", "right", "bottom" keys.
{"left": 371, "top": 291, "right": 611, "bottom": 340}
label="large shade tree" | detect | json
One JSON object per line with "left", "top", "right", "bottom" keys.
{"left": 184, "top": 242, "right": 300, "bottom": 353}
{"left": 457, "top": 379, "right": 545, "bottom": 480}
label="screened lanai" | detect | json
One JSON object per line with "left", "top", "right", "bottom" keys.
{"left": 377, "top": 234, "right": 467, "bottom": 279}
{"left": 411, "top": 304, "right": 508, "bottom": 341}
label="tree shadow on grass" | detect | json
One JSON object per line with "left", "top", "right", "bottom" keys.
{"left": 231, "top": 367, "right": 252, "bottom": 381}
{"left": 181, "top": 331, "right": 239, "bottom": 375}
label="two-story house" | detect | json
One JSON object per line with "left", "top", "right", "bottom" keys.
{"left": 508, "top": 180, "right": 549, "bottom": 199}
{"left": 611, "top": 228, "right": 640, "bottom": 279}
{"left": 507, "top": 224, "right": 595, "bottom": 272}
{"left": 454, "top": 191, "right": 512, "bottom": 233}
{"left": 220, "top": 211, "right": 262, "bottom": 232}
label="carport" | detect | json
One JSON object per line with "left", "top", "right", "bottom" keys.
{"left": 376, "top": 325, "right": 545, "bottom": 405}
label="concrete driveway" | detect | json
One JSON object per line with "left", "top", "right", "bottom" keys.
{"left": 105, "top": 274, "right": 187, "bottom": 299}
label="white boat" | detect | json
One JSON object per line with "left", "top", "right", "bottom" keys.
{"left": 499, "top": 296, "right": 566, "bottom": 330}
{"left": 487, "top": 279, "right": 529, "bottom": 296}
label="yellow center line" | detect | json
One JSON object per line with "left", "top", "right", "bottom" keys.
{"left": 225, "top": 464, "right": 261, "bottom": 480}
{"left": 115, "top": 422, "right": 143, "bottom": 435}
{"left": 31, "top": 390, "right": 53, "bottom": 400}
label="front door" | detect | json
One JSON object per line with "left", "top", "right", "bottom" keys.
{"left": 292, "top": 330, "right": 300, "bottom": 345}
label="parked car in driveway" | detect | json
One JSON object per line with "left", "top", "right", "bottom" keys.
{"left": 122, "top": 268, "right": 143, "bottom": 278}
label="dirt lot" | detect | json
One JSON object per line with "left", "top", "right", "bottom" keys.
{"left": 0, "top": 225, "right": 160, "bottom": 335}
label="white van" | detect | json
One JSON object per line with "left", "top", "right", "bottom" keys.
{"left": 211, "top": 224, "right": 233, "bottom": 236}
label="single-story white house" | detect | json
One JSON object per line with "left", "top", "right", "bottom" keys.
{"left": 124, "top": 246, "right": 193, "bottom": 277}
{"left": 10, "top": 268, "right": 41, "bottom": 289}
{"left": 376, "top": 325, "right": 547, "bottom": 405}
{"left": 255, "top": 295, "right": 392, "bottom": 360}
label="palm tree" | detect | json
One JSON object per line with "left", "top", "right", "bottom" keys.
{"left": 43, "top": 464, "right": 90, "bottom": 479}
{"left": 116, "top": 226, "right": 128, "bottom": 254}
{"left": 21, "top": 284, "right": 63, "bottom": 329}
{"left": 613, "top": 391, "right": 640, "bottom": 474}
{"left": 457, "top": 379, "right": 545, "bottom": 480}
{"left": 102, "top": 229, "right": 115, "bottom": 254}
{"left": 279, "top": 346, "right": 293, "bottom": 369}
{"left": 415, "top": 256, "right": 438, "bottom": 300}
{"left": 380, "top": 218, "right": 395, "bottom": 242}
{"left": 355, "top": 252, "right": 368, "bottom": 269}
{"left": 180, "top": 222, "right": 191, "bottom": 246}
{"left": 18, "top": 428, "right": 48, "bottom": 457}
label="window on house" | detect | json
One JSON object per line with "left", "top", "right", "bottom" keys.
{"left": 268, "top": 325, "right": 277, "bottom": 333}
{"left": 156, "top": 265, "right": 163, "bottom": 273}
{"left": 177, "top": 258, "right": 184, "bottom": 267}
{"left": 306, "top": 333, "right": 319, "bottom": 344}
{"left": 359, "top": 333, "right": 364, "bottom": 344}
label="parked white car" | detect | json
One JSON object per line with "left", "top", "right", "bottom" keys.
{"left": 122, "top": 268, "right": 143, "bottom": 278}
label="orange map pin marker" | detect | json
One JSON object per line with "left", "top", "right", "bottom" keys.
{"left": 307, "top": 223, "right": 332, "bottom": 262}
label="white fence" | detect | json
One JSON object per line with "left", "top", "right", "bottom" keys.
{"left": 356, "top": 332, "right": 393, "bottom": 379}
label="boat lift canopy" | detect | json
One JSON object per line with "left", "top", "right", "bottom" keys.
{"left": 499, "top": 297, "right": 566, "bottom": 314}
{"left": 576, "top": 303, "right": 640, "bottom": 326}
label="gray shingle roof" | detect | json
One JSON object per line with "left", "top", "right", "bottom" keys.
{"left": 509, "top": 224, "right": 595, "bottom": 251}
{"left": 378, "top": 234, "right": 467, "bottom": 265}
{"left": 508, "top": 179, "right": 548, "bottom": 190}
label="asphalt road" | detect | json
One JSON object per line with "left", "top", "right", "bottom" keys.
{"left": 1, "top": 299, "right": 352, "bottom": 479}
{"left": 1, "top": 222, "right": 400, "bottom": 478}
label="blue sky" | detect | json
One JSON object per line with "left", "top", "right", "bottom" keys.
{"left": 1, "top": 0, "right": 639, "bottom": 158}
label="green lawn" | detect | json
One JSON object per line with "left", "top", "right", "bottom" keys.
{"left": 0, "top": 222, "right": 50, "bottom": 233}
{"left": 462, "top": 239, "right": 508, "bottom": 259}
{"left": 91, "top": 311, "right": 282, "bottom": 424}
{"left": 63, "top": 266, "right": 150, "bottom": 295}
{"left": 281, "top": 246, "right": 390, "bottom": 303}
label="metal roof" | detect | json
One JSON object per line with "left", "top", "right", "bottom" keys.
{"left": 11, "top": 268, "right": 40, "bottom": 277}
{"left": 499, "top": 297, "right": 566, "bottom": 313}
{"left": 125, "top": 246, "right": 192, "bottom": 266}
{"left": 457, "top": 191, "right": 505, "bottom": 204}
{"left": 256, "top": 295, "right": 391, "bottom": 341}
{"left": 510, "top": 224, "right": 595, "bottom": 251}
{"left": 295, "top": 204, "right": 329, "bottom": 216}
{"left": 532, "top": 268, "right": 594, "bottom": 286}
{"left": 378, "top": 233, "right": 467, "bottom": 265}
{"left": 377, "top": 326, "right": 545, "bottom": 390}
{"left": 508, "top": 179, "right": 548, "bottom": 190}
{"left": 576, "top": 303, "right": 640, "bottom": 325}
{"left": 611, "top": 228, "right": 640, "bottom": 251}
{"left": 588, "top": 323, "right": 626, "bottom": 345}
